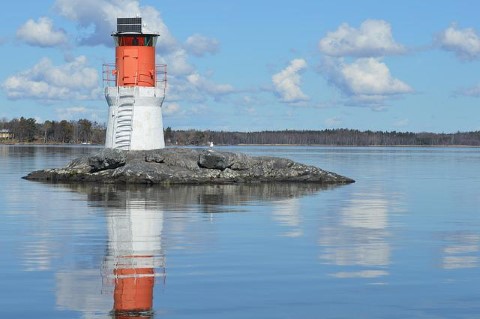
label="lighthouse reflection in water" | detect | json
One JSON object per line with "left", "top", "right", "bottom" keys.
{"left": 106, "top": 196, "right": 164, "bottom": 318}
{"left": 54, "top": 187, "right": 167, "bottom": 318}
{"left": 104, "top": 192, "right": 165, "bottom": 318}
{"left": 53, "top": 183, "right": 324, "bottom": 318}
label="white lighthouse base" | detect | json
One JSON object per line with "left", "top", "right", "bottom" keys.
{"left": 105, "top": 86, "right": 165, "bottom": 150}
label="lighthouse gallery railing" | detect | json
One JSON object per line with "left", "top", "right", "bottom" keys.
{"left": 102, "top": 63, "right": 167, "bottom": 92}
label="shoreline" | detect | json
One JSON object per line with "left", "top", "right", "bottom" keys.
{"left": 236, "top": 144, "right": 480, "bottom": 148}
{"left": 2, "top": 142, "right": 480, "bottom": 148}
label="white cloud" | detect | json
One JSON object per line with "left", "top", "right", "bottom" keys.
{"left": 319, "top": 20, "right": 405, "bottom": 57}
{"left": 56, "top": 107, "right": 87, "bottom": 118}
{"left": 157, "top": 49, "right": 194, "bottom": 76}
{"left": 393, "top": 118, "right": 409, "bottom": 128}
{"left": 53, "top": 0, "right": 233, "bottom": 104}
{"left": 163, "top": 102, "right": 181, "bottom": 116}
{"left": 272, "top": 59, "right": 309, "bottom": 103}
{"left": 184, "top": 34, "right": 220, "bottom": 57}
{"left": 437, "top": 24, "right": 480, "bottom": 61}
{"left": 322, "top": 57, "right": 413, "bottom": 107}
{"left": 50, "top": 0, "right": 236, "bottom": 108}
{"left": 54, "top": 0, "right": 176, "bottom": 50}
{"left": 190, "top": 104, "right": 208, "bottom": 115}
{"left": 455, "top": 84, "right": 480, "bottom": 97}
{"left": 16, "top": 17, "right": 68, "bottom": 47}
{"left": 56, "top": 106, "right": 103, "bottom": 121}
{"left": 164, "top": 72, "right": 234, "bottom": 105}
{"left": 2, "top": 56, "right": 100, "bottom": 101}
{"left": 187, "top": 73, "right": 235, "bottom": 96}
{"left": 325, "top": 117, "right": 342, "bottom": 127}
{"left": 340, "top": 58, "right": 412, "bottom": 95}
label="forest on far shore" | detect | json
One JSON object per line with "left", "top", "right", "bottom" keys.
{"left": 165, "top": 128, "right": 480, "bottom": 146}
{"left": 2, "top": 117, "right": 480, "bottom": 146}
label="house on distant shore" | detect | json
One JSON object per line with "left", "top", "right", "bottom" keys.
{"left": 0, "top": 129, "right": 13, "bottom": 139}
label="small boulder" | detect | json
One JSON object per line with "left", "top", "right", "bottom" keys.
{"left": 198, "top": 150, "right": 229, "bottom": 170}
{"left": 88, "top": 149, "right": 126, "bottom": 172}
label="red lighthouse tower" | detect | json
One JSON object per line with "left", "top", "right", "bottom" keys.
{"left": 104, "top": 17, "right": 167, "bottom": 150}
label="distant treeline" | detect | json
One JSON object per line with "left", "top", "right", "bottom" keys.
{"left": 166, "top": 128, "right": 480, "bottom": 146}
{"left": 2, "top": 117, "right": 480, "bottom": 146}
{"left": 0, "top": 117, "right": 106, "bottom": 144}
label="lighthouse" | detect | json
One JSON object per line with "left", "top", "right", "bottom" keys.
{"left": 104, "top": 17, "right": 167, "bottom": 150}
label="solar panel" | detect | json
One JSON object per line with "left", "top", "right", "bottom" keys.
{"left": 117, "top": 17, "right": 142, "bottom": 33}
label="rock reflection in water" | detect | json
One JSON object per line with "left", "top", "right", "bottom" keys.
{"left": 73, "top": 183, "right": 335, "bottom": 212}
{"left": 57, "top": 182, "right": 335, "bottom": 317}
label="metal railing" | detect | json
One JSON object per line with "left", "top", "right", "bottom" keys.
{"left": 155, "top": 64, "right": 167, "bottom": 97}
{"left": 102, "top": 63, "right": 167, "bottom": 91}
{"left": 102, "top": 63, "right": 116, "bottom": 87}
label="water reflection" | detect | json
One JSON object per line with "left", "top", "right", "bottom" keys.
{"left": 0, "top": 145, "right": 10, "bottom": 157}
{"left": 104, "top": 197, "right": 165, "bottom": 318}
{"left": 23, "top": 233, "right": 53, "bottom": 272}
{"left": 56, "top": 270, "right": 109, "bottom": 319}
{"left": 78, "top": 183, "right": 333, "bottom": 212}
{"left": 319, "top": 190, "right": 401, "bottom": 279}
{"left": 7, "top": 146, "right": 480, "bottom": 318}
{"left": 441, "top": 233, "right": 480, "bottom": 270}
{"left": 272, "top": 198, "right": 303, "bottom": 237}
{"left": 55, "top": 182, "right": 335, "bottom": 317}
{"left": 54, "top": 191, "right": 163, "bottom": 318}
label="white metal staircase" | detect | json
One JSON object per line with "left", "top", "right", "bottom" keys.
{"left": 113, "top": 94, "right": 135, "bottom": 150}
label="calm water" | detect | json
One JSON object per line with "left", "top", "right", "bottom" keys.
{"left": 1, "top": 145, "right": 480, "bottom": 318}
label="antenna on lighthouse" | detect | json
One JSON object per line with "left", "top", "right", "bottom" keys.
{"left": 103, "top": 17, "right": 167, "bottom": 150}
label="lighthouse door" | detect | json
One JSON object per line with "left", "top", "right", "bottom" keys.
{"left": 122, "top": 48, "right": 138, "bottom": 86}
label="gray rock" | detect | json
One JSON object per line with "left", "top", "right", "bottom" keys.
{"left": 144, "top": 152, "right": 165, "bottom": 163}
{"left": 67, "top": 148, "right": 126, "bottom": 173}
{"left": 23, "top": 148, "right": 355, "bottom": 185}
{"left": 198, "top": 149, "right": 229, "bottom": 170}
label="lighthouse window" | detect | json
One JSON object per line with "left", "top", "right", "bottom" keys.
{"left": 144, "top": 36, "right": 152, "bottom": 46}
{"left": 117, "top": 36, "right": 143, "bottom": 46}
{"left": 143, "top": 36, "right": 157, "bottom": 47}
{"left": 150, "top": 36, "right": 158, "bottom": 46}
{"left": 113, "top": 35, "right": 158, "bottom": 46}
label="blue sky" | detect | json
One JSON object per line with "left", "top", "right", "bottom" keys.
{"left": 1, "top": 0, "right": 480, "bottom": 132}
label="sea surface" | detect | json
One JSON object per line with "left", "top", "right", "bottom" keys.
{"left": 1, "top": 145, "right": 479, "bottom": 319}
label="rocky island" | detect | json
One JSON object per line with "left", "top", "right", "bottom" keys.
{"left": 23, "top": 148, "right": 355, "bottom": 185}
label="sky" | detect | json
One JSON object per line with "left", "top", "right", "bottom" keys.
{"left": 1, "top": 0, "right": 480, "bottom": 133}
